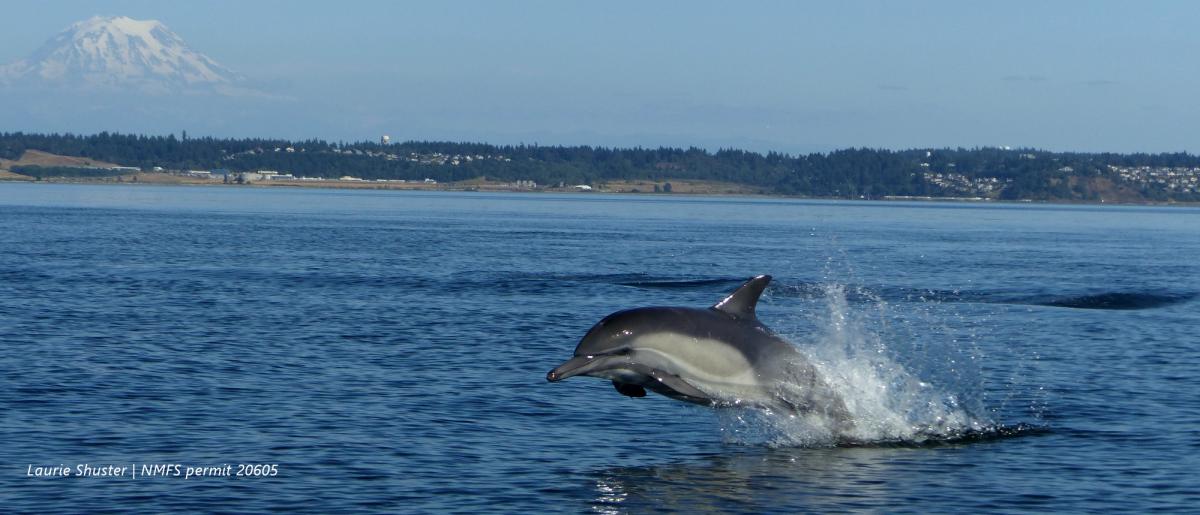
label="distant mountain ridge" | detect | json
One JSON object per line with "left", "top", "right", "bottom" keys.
{"left": 0, "top": 15, "right": 244, "bottom": 94}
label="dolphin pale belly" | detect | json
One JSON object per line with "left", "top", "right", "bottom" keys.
{"left": 548, "top": 275, "right": 850, "bottom": 424}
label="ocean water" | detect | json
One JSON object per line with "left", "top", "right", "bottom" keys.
{"left": 2, "top": 183, "right": 1198, "bottom": 513}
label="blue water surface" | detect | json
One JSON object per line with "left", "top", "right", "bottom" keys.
{"left": 1, "top": 183, "right": 1198, "bottom": 512}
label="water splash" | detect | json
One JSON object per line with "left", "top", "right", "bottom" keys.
{"left": 720, "top": 283, "right": 1004, "bottom": 447}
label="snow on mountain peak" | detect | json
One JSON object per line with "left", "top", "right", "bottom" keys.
{"left": 1, "top": 15, "right": 245, "bottom": 94}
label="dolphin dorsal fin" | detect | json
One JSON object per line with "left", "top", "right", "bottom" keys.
{"left": 712, "top": 275, "right": 771, "bottom": 319}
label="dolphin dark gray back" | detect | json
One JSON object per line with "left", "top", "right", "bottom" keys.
{"left": 573, "top": 306, "right": 794, "bottom": 366}
{"left": 575, "top": 275, "right": 783, "bottom": 360}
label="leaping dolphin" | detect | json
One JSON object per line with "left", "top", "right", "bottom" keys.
{"left": 547, "top": 275, "right": 850, "bottom": 425}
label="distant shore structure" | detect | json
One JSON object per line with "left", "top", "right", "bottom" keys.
{"left": 381, "top": 135, "right": 390, "bottom": 146}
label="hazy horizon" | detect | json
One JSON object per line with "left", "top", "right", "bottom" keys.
{"left": 2, "top": 1, "right": 1198, "bottom": 155}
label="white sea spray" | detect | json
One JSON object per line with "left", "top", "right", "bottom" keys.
{"left": 720, "top": 283, "right": 993, "bottom": 447}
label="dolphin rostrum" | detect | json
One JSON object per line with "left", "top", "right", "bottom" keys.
{"left": 547, "top": 275, "right": 851, "bottom": 425}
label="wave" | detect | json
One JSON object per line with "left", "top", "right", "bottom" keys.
{"left": 837, "top": 422, "right": 1051, "bottom": 447}
{"left": 268, "top": 269, "right": 1190, "bottom": 312}
{"left": 610, "top": 274, "right": 1196, "bottom": 311}
{"left": 887, "top": 288, "right": 1195, "bottom": 311}
{"left": 613, "top": 278, "right": 745, "bottom": 290}
{"left": 439, "top": 271, "right": 748, "bottom": 295}
{"left": 1035, "top": 292, "right": 1196, "bottom": 310}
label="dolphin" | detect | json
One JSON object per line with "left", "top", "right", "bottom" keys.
{"left": 547, "top": 275, "right": 851, "bottom": 425}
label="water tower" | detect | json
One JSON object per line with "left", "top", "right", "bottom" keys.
{"left": 381, "top": 135, "right": 391, "bottom": 146}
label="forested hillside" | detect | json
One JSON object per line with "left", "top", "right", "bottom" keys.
{"left": 2, "top": 132, "right": 1197, "bottom": 201}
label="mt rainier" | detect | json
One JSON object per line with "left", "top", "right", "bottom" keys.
{"left": 0, "top": 15, "right": 245, "bottom": 94}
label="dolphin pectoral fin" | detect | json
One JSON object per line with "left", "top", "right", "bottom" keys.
{"left": 647, "top": 370, "right": 712, "bottom": 403}
{"left": 712, "top": 275, "right": 771, "bottom": 319}
{"left": 612, "top": 381, "right": 647, "bottom": 398}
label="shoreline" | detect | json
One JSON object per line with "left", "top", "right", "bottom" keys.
{"left": 1, "top": 174, "right": 1197, "bottom": 207}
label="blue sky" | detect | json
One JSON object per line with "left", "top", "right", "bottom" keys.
{"left": 2, "top": 1, "right": 1198, "bottom": 153}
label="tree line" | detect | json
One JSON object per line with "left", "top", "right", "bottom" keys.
{"left": 2, "top": 131, "right": 1198, "bottom": 201}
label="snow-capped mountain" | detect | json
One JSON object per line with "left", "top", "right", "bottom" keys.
{"left": 0, "top": 15, "right": 245, "bottom": 94}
